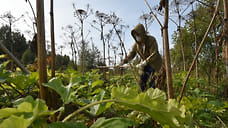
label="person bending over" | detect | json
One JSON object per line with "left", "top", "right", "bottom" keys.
{"left": 120, "top": 23, "right": 162, "bottom": 91}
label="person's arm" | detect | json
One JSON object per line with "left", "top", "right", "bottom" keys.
{"left": 122, "top": 43, "right": 137, "bottom": 64}
{"left": 145, "top": 37, "right": 159, "bottom": 63}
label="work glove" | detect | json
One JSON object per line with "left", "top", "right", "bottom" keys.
{"left": 136, "top": 60, "right": 147, "bottom": 69}
{"left": 118, "top": 60, "right": 124, "bottom": 67}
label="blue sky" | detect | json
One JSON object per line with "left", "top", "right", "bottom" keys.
{"left": 1, "top": 0, "right": 180, "bottom": 63}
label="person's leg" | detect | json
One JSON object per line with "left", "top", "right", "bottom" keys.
{"left": 139, "top": 66, "right": 150, "bottom": 91}
{"left": 139, "top": 74, "right": 146, "bottom": 91}
{"left": 146, "top": 65, "right": 155, "bottom": 89}
{"left": 148, "top": 73, "right": 156, "bottom": 88}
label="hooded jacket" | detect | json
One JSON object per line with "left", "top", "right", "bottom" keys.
{"left": 123, "top": 23, "right": 162, "bottom": 72}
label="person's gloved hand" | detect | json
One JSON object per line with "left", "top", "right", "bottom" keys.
{"left": 136, "top": 60, "right": 147, "bottom": 69}
{"left": 118, "top": 60, "right": 125, "bottom": 67}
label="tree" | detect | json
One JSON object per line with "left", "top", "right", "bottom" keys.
{"left": 178, "top": 0, "right": 221, "bottom": 102}
{"left": 170, "top": 0, "right": 192, "bottom": 71}
{"left": 0, "top": 12, "right": 24, "bottom": 70}
{"left": 21, "top": 49, "right": 35, "bottom": 65}
{"left": 76, "top": 39, "right": 101, "bottom": 71}
{"left": 55, "top": 54, "right": 70, "bottom": 70}
{"left": 0, "top": 25, "right": 28, "bottom": 62}
{"left": 171, "top": 28, "right": 194, "bottom": 73}
{"left": 85, "top": 42, "right": 102, "bottom": 70}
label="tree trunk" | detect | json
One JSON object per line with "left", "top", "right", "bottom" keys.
{"left": 36, "top": 0, "right": 50, "bottom": 106}
{"left": 192, "top": 4, "right": 199, "bottom": 81}
{"left": 163, "top": 0, "right": 174, "bottom": 99}
{"left": 223, "top": 0, "right": 228, "bottom": 99}
{"left": 178, "top": 26, "right": 186, "bottom": 71}
{"left": 213, "top": 28, "right": 219, "bottom": 87}
{"left": 194, "top": 23, "right": 199, "bottom": 82}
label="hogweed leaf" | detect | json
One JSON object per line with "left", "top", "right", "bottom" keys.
{"left": 0, "top": 115, "right": 31, "bottom": 128}
{"left": 43, "top": 77, "right": 73, "bottom": 104}
{"left": 90, "top": 117, "right": 136, "bottom": 128}
{"left": 111, "top": 87, "right": 188, "bottom": 127}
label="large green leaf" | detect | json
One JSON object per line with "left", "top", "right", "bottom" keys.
{"left": 90, "top": 117, "right": 136, "bottom": 128}
{"left": 0, "top": 96, "right": 61, "bottom": 128}
{"left": 111, "top": 87, "right": 188, "bottom": 127}
{"left": 7, "top": 72, "right": 39, "bottom": 90}
{"left": 0, "top": 115, "right": 31, "bottom": 128}
{"left": 13, "top": 95, "right": 36, "bottom": 107}
{"left": 92, "top": 80, "right": 104, "bottom": 88}
{"left": 0, "top": 101, "right": 33, "bottom": 119}
{"left": 0, "top": 107, "right": 22, "bottom": 119}
{"left": 43, "top": 77, "right": 73, "bottom": 104}
{"left": 14, "top": 95, "right": 48, "bottom": 116}
{"left": 32, "top": 98, "right": 49, "bottom": 118}
{"left": 48, "top": 122, "right": 87, "bottom": 128}
{"left": 0, "top": 62, "right": 10, "bottom": 83}
{"left": 7, "top": 74, "right": 28, "bottom": 89}
{"left": 89, "top": 90, "right": 113, "bottom": 116}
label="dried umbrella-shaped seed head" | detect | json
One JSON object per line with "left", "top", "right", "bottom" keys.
{"left": 76, "top": 9, "right": 87, "bottom": 15}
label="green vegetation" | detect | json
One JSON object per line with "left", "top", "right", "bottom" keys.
{"left": 0, "top": 0, "right": 228, "bottom": 127}
{"left": 0, "top": 61, "right": 227, "bottom": 127}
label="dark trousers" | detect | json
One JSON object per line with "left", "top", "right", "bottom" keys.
{"left": 139, "top": 65, "right": 155, "bottom": 91}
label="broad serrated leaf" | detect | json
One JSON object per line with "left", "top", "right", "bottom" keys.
{"left": 43, "top": 77, "right": 73, "bottom": 104}
{"left": 70, "top": 75, "right": 83, "bottom": 86}
{"left": 111, "top": 86, "right": 138, "bottom": 100}
{"left": 8, "top": 74, "right": 28, "bottom": 89}
{"left": 90, "top": 117, "right": 136, "bottom": 128}
{"left": 32, "top": 119, "right": 48, "bottom": 128}
{"left": 17, "top": 102, "right": 34, "bottom": 112}
{"left": 13, "top": 95, "right": 36, "bottom": 107}
{"left": 32, "top": 99, "right": 49, "bottom": 117}
{"left": 0, "top": 108, "right": 19, "bottom": 119}
{"left": 0, "top": 61, "right": 10, "bottom": 82}
{"left": 48, "top": 122, "right": 87, "bottom": 128}
{"left": 111, "top": 87, "right": 188, "bottom": 127}
{"left": 0, "top": 71, "right": 10, "bottom": 83}
{"left": 0, "top": 102, "right": 34, "bottom": 119}
{"left": 90, "top": 90, "right": 113, "bottom": 116}
{"left": 92, "top": 80, "right": 104, "bottom": 88}
{"left": 0, "top": 96, "right": 62, "bottom": 128}
{"left": 0, "top": 115, "right": 31, "bottom": 128}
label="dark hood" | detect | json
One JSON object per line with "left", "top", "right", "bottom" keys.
{"left": 131, "top": 23, "right": 147, "bottom": 43}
